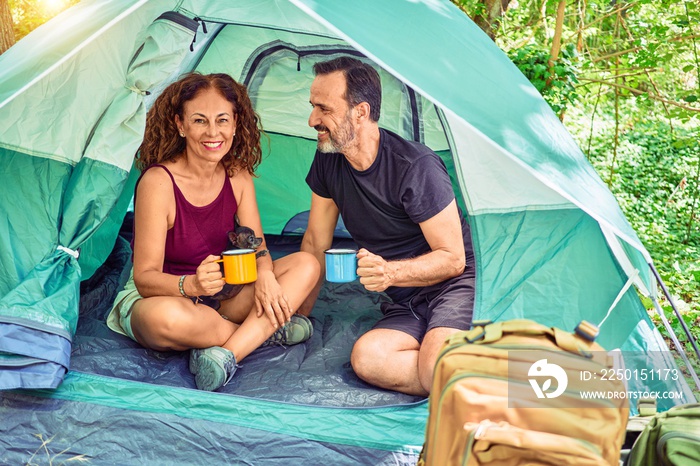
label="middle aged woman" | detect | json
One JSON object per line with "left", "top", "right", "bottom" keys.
{"left": 106, "top": 72, "right": 320, "bottom": 392}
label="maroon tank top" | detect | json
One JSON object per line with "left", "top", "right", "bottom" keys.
{"left": 136, "top": 164, "right": 237, "bottom": 276}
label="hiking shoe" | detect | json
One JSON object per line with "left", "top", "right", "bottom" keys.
{"left": 262, "top": 314, "right": 314, "bottom": 347}
{"left": 189, "top": 346, "right": 238, "bottom": 391}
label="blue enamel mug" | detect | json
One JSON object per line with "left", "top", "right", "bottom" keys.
{"left": 324, "top": 248, "right": 358, "bottom": 283}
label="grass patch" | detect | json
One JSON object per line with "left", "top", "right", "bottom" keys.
{"left": 24, "top": 434, "right": 90, "bottom": 466}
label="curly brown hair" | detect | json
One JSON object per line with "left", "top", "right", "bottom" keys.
{"left": 136, "top": 72, "right": 263, "bottom": 176}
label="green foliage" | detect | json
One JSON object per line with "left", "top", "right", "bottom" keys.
{"left": 576, "top": 114, "right": 700, "bottom": 312}
{"left": 488, "top": 0, "right": 700, "bottom": 123}
{"left": 9, "top": 0, "right": 79, "bottom": 42}
{"left": 649, "top": 305, "right": 700, "bottom": 345}
{"left": 508, "top": 43, "right": 580, "bottom": 115}
{"left": 647, "top": 303, "right": 700, "bottom": 386}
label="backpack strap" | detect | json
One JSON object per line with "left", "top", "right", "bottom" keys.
{"left": 464, "top": 319, "right": 600, "bottom": 359}
{"left": 478, "top": 319, "right": 551, "bottom": 343}
{"left": 637, "top": 397, "right": 657, "bottom": 417}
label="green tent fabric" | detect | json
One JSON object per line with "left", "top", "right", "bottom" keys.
{"left": 0, "top": 0, "right": 696, "bottom": 457}
{"left": 0, "top": 8, "right": 197, "bottom": 387}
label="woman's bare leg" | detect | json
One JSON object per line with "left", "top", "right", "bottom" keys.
{"left": 130, "top": 297, "right": 239, "bottom": 351}
{"left": 129, "top": 252, "right": 318, "bottom": 362}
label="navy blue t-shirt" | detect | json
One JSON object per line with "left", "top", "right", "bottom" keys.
{"left": 306, "top": 128, "right": 474, "bottom": 303}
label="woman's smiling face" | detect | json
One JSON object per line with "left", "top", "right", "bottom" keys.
{"left": 176, "top": 87, "right": 236, "bottom": 163}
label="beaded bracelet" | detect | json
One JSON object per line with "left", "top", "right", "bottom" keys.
{"left": 178, "top": 274, "right": 190, "bottom": 298}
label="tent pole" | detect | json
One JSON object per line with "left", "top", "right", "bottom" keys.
{"left": 648, "top": 262, "right": 700, "bottom": 392}
{"left": 649, "top": 262, "right": 700, "bottom": 359}
{"left": 650, "top": 297, "right": 700, "bottom": 392}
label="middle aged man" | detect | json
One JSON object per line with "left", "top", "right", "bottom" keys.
{"left": 300, "top": 57, "right": 476, "bottom": 396}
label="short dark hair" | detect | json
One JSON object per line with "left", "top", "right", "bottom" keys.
{"left": 313, "top": 57, "right": 381, "bottom": 122}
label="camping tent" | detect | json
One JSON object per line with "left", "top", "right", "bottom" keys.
{"left": 0, "top": 0, "right": 696, "bottom": 463}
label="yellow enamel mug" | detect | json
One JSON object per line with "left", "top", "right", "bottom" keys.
{"left": 216, "top": 249, "right": 257, "bottom": 285}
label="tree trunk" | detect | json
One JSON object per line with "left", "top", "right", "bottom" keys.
{"left": 472, "top": 0, "right": 513, "bottom": 40}
{"left": 0, "top": 0, "right": 15, "bottom": 55}
{"left": 549, "top": 0, "right": 567, "bottom": 120}
{"left": 549, "top": 1, "right": 567, "bottom": 68}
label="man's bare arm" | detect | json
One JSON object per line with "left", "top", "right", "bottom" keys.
{"left": 357, "top": 200, "right": 465, "bottom": 292}
{"left": 299, "top": 193, "right": 340, "bottom": 314}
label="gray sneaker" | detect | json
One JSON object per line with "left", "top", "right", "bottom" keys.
{"left": 189, "top": 346, "right": 238, "bottom": 391}
{"left": 262, "top": 314, "right": 314, "bottom": 347}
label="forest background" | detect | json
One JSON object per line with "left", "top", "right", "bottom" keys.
{"left": 1, "top": 0, "right": 699, "bottom": 360}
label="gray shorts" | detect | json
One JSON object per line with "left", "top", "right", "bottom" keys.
{"left": 373, "top": 267, "right": 476, "bottom": 344}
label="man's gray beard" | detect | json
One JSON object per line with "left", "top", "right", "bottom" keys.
{"left": 317, "top": 123, "right": 355, "bottom": 154}
{"left": 317, "top": 139, "right": 338, "bottom": 154}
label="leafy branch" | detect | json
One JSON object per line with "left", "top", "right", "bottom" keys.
{"left": 579, "top": 77, "right": 700, "bottom": 112}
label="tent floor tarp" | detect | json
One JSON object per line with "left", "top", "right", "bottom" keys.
{"left": 0, "top": 220, "right": 427, "bottom": 465}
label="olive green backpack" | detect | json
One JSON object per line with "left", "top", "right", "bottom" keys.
{"left": 625, "top": 403, "right": 700, "bottom": 466}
